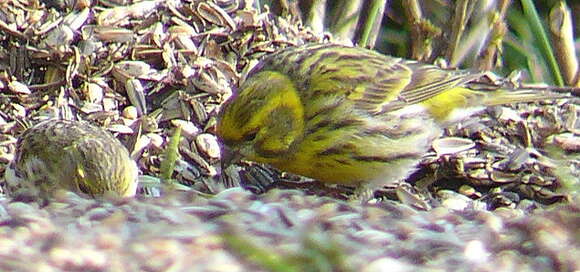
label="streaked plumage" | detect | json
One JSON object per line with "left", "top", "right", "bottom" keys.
{"left": 3, "top": 119, "right": 138, "bottom": 199}
{"left": 217, "top": 43, "right": 557, "bottom": 193}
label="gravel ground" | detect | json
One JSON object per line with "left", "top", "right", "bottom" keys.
{"left": 0, "top": 189, "right": 578, "bottom": 272}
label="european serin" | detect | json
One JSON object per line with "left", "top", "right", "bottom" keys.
{"left": 217, "top": 43, "right": 561, "bottom": 194}
{"left": 3, "top": 119, "right": 138, "bottom": 199}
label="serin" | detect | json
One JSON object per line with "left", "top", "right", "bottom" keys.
{"left": 3, "top": 119, "right": 138, "bottom": 199}
{"left": 217, "top": 43, "right": 561, "bottom": 195}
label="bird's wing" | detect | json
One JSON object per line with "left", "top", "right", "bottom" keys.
{"left": 283, "top": 44, "right": 482, "bottom": 114}
{"left": 375, "top": 60, "right": 483, "bottom": 113}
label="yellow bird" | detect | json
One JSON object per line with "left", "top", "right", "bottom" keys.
{"left": 217, "top": 43, "right": 561, "bottom": 194}
{"left": 3, "top": 119, "right": 138, "bottom": 199}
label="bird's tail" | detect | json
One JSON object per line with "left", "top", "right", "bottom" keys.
{"left": 481, "top": 88, "right": 572, "bottom": 106}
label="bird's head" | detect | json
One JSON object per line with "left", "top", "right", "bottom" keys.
{"left": 217, "top": 70, "right": 305, "bottom": 165}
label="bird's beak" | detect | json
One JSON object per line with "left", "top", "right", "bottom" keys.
{"left": 220, "top": 146, "right": 243, "bottom": 170}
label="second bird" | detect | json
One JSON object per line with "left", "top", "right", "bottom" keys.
{"left": 3, "top": 119, "right": 139, "bottom": 200}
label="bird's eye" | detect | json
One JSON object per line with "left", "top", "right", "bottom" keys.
{"left": 242, "top": 130, "right": 258, "bottom": 141}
